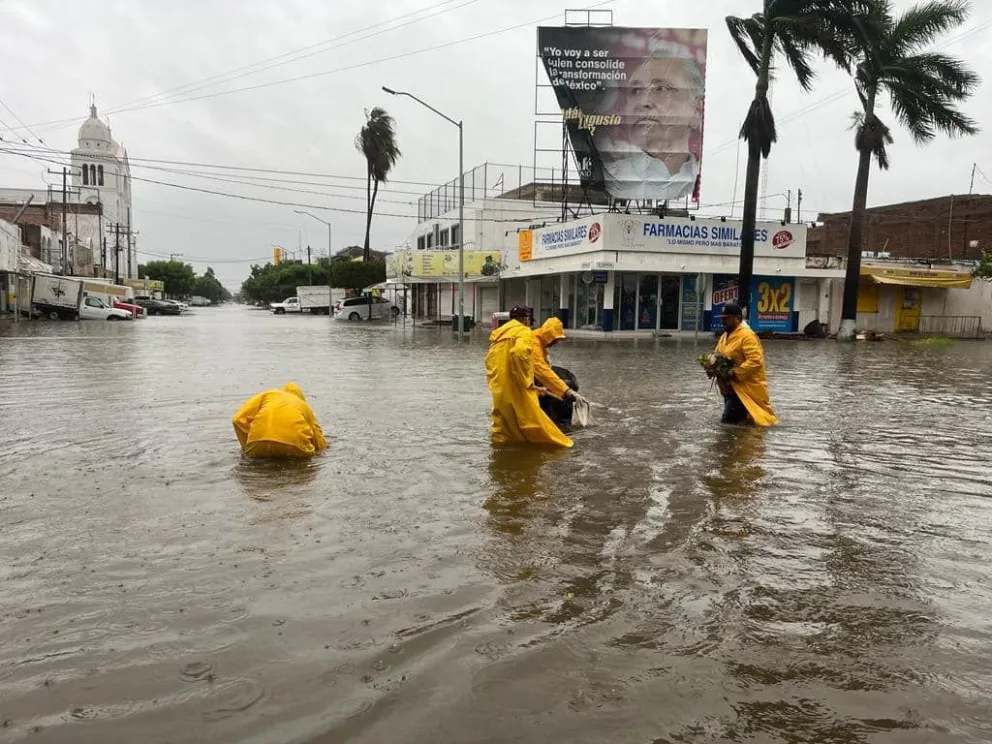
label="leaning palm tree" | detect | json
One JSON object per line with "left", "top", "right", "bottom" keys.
{"left": 727, "top": 0, "right": 877, "bottom": 315}
{"left": 837, "top": 0, "right": 978, "bottom": 340}
{"left": 356, "top": 107, "right": 401, "bottom": 263}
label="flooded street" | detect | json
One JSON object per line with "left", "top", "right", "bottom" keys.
{"left": 1, "top": 307, "right": 991, "bottom": 743}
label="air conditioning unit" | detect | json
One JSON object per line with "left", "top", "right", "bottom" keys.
{"left": 861, "top": 251, "right": 876, "bottom": 259}
{"left": 877, "top": 251, "right": 891, "bottom": 259}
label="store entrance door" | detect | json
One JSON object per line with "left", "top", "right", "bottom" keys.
{"left": 659, "top": 275, "right": 681, "bottom": 329}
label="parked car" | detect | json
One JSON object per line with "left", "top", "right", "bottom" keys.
{"left": 133, "top": 297, "right": 182, "bottom": 316}
{"left": 334, "top": 295, "right": 401, "bottom": 321}
{"left": 160, "top": 299, "right": 188, "bottom": 312}
{"left": 269, "top": 296, "right": 302, "bottom": 314}
{"left": 114, "top": 300, "right": 146, "bottom": 318}
{"left": 79, "top": 295, "right": 132, "bottom": 320}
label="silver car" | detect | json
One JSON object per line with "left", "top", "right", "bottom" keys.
{"left": 335, "top": 295, "right": 401, "bottom": 321}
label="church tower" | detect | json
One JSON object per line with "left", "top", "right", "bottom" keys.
{"left": 70, "top": 104, "right": 135, "bottom": 278}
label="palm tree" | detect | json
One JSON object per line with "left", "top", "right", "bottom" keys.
{"left": 727, "top": 0, "right": 876, "bottom": 315}
{"left": 837, "top": 0, "right": 978, "bottom": 340}
{"left": 356, "top": 107, "right": 401, "bottom": 263}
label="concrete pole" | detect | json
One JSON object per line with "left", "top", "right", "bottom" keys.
{"left": 457, "top": 120, "right": 465, "bottom": 338}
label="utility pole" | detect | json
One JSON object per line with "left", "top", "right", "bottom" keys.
{"left": 969, "top": 163, "right": 976, "bottom": 194}
{"left": 114, "top": 223, "right": 121, "bottom": 285}
{"left": 307, "top": 244, "right": 313, "bottom": 285}
{"left": 126, "top": 228, "right": 132, "bottom": 279}
{"left": 785, "top": 189, "right": 792, "bottom": 223}
{"left": 797, "top": 188, "right": 804, "bottom": 223}
{"left": 61, "top": 167, "right": 69, "bottom": 275}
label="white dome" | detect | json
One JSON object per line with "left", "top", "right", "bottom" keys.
{"left": 78, "top": 104, "right": 112, "bottom": 145}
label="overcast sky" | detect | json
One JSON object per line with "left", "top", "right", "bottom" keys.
{"left": 1, "top": 0, "right": 989, "bottom": 287}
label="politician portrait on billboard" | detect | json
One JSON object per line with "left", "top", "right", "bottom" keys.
{"left": 538, "top": 26, "right": 707, "bottom": 203}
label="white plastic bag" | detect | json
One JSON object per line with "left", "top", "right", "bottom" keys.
{"left": 572, "top": 395, "right": 592, "bottom": 428}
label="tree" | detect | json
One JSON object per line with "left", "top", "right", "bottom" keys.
{"left": 140, "top": 259, "right": 197, "bottom": 298}
{"left": 727, "top": 0, "right": 877, "bottom": 315}
{"left": 975, "top": 250, "right": 992, "bottom": 279}
{"left": 193, "top": 267, "right": 232, "bottom": 304}
{"left": 328, "top": 259, "right": 386, "bottom": 291}
{"left": 240, "top": 261, "right": 326, "bottom": 305}
{"left": 356, "top": 108, "right": 401, "bottom": 262}
{"left": 837, "top": 0, "right": 979, "bottom": 339}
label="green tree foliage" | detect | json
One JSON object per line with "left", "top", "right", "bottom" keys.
{"left": 726, "top": 0, "right": 878, "bottom": 312}
{"left": 239, "top": 259, "right": 386, "bottom": 304}
{"left": 192, "top": 267, "right": 232, "bottom": 304}
{"left": 328, "top": 259, "right": 386, "bottom": 290}
{"left": 139, "top": 260, "right": 197, "bottom": 297}
{"left": 838, "top": 0, "right": 978, "bottom": 333}
{"left": 974, "top": 250, "right": 992, "bottom": 279}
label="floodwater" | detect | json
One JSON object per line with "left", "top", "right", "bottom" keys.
{"left": 1, "top": 308, "right": 991, "bottom": 744}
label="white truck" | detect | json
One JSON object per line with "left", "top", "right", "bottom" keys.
{"left": 270, "top": 286, "right": 343, "bottom": 315}
{"left": 32, "top": 274, "right": 132, "bottom": 321}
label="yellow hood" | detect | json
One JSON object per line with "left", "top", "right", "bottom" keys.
{"left": 534, "top": 317, "right": 565, "bottom": 346}
{"left": 283, "top": 382, "right": 306, "bottom": 401}
{"left": 489, "top": 319, "right": 530, "bottom": 345}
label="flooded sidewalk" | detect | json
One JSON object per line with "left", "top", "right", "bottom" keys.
{"left": 1, "top": 308, "right": 991, "bottom": 743}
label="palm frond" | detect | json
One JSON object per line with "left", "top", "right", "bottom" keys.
{"left": 852, "top": 110, "right": 894, "bottom": 168}
{"left": 726, "top": 15, "right": 763, "bottom": 75}
{"left": 740, "top": 94, "right": 777, "bottom": 157}
{"left": 775, "top": 29, "right": 817, "bottom": 89}
{"left": 356, "top": 107, "right": 401, "bottom": 184}
{"left": 886, "top": 0, "right": 969, "bottom": 55}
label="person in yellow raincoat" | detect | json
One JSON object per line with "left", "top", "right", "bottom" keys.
{"left": 485, "top": 307, "right": 572, "bottom": 448}
{"left": 714, "top": 303, "right": 777, "bottom": 427}
{"left": 232, "top": 382, "right": 328, "bottom": 458}
{"left": 531, "top": 317, "right": 575, "bottom": 403}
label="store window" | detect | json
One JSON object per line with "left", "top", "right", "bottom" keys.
{"left": 617, "top": 273, "right": 637, "bottom": 330}
{"left": 660, "top": 275, "right": 681, "bottom": 330}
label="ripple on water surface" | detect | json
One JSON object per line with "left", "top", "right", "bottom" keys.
{"left": 1, "top": 311, "right": 991, "bottom": 743}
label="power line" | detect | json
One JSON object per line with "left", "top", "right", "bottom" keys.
{"left": 19, "top": 0, "right": 618, "bottom": 132}
{"left": 114, "top": 0, "right": 482, "bottom": 113}
{"left": 0, "top": 98, "right": 46, "bottom": 144}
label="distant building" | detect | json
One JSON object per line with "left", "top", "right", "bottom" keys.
{"left": 808, "top": 194, "right": 992, "bottom": 261}
{"left": 71, "top": 104, "right": 135, "bottom": 278}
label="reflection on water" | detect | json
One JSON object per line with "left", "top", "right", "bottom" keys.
{"left": 1, "top": 312, "right": 992, "bottom": 743}
{"left": 232, "top": 457, "right": 320, "bottom": 502}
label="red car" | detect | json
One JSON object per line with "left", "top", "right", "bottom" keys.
{"left": 114, "top": 300, "right": 146, "bottom": 318}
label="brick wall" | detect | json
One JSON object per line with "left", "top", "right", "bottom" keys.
{"left": 808, "top": 194, "right": 992, "bottom": 261}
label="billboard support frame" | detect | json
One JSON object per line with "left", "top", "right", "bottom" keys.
{"left": 533, "top": 9, "right": 613, "bottom": 226}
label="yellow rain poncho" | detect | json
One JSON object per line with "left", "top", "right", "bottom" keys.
{"left": 232, "top": 382, "right": 328, "bottom": 458}
{"left": 715, "top": 324, "right": 778, "bottom": 427}
{"left": 532, "top": 317, "right": 569, "bottom": 400}
{"left": 485, "top": 320, "right": 573, "bottom": 448}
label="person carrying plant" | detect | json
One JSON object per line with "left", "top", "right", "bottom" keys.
{"left": 713, "top": 303, "right": 777, "bottom": 426}
{"left": 485, "top": 307, "right": 572, "bottom": 448}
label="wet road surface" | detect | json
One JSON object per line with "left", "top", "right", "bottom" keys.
{"left": 1, "top": 308, "right": 991, "bottom": 743}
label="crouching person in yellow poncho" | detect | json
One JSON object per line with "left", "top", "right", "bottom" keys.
{"left": 714, "top": 303, "right": 777, "bottom": 427}
{"left": 485, "top": 307, "right": 572, "bottom": 448}
{"left": 232, "top": 382, "right": 328, "bottom": 458}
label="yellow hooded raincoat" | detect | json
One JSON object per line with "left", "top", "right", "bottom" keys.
{"left": 715, "top": 325, "right": 778, "bottom": 427}
{"left": 532, "top": 317, "right": 569, "bottom": 400}
{"left": 232, "top": 382, "right": 328, "bottom": 458}
{"left": 485, "top": 320, "right": 573, "bottom": 448}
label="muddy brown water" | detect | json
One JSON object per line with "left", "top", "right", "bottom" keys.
{"left": 1, "top": 308, "right": 991, "bottom": 743}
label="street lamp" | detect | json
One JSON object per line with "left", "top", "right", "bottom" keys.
{"left": 294, "top": 210, "right": 332, "bottom": 259}
{"left": 382, "top": 85, "right": 465, "bottom": 337}
{"left": 295, "top": 210, "right": 334, "bottom": 316}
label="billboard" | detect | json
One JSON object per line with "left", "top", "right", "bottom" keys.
{"left": 386, "top": 250, "right": 503, "bottom": 280}
{"left": 537, "top": 26, "right": 707, "bottom": 203}
{"left": 711, "top": 275, "right": 797, "bottom": 333}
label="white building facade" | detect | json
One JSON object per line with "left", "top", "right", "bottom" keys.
{"left": 71, "top": 104, "right": 135, "bottom": 278}
{"left": 501, "top": 213, "right": 845, "bottom": 334}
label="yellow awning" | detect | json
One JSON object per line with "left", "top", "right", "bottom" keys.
{"left": 861, "top": 266, "right": 972, "bottom": 289}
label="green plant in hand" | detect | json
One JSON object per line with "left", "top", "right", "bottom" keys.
{"left": 698, "top": 352, "right": 735, "bottom": 381}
